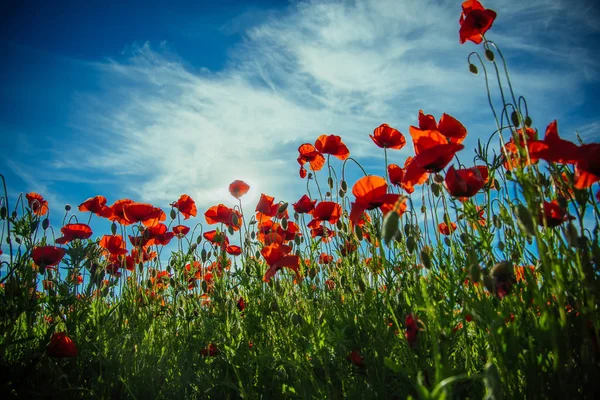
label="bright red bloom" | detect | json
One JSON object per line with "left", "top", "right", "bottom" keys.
{"left": 200, "top": 343, "right": 219, "bottom": 357}
{"left": 459, "top": 0, "right": 497, "bottom": 45}
{"left": 237, "top": 297, "right": 246, "bottom": 312}
{"left": 307, "top": 201, "right": 342, "bottom": 229}
{"left": 123, "top": 202, "right": 166, "bottom": 227}
{"left": 438, "top": 222, "right": 457, "bottom": 235}
{"left": 229, "top": 180, "right": 250, "bottom": 199}
{"left": 340, "top": 240, "right": 358, "bottom": 256}
{"left": 417, "top": 110, "right": 467, "bottom": 144}
{"left": 204, "top": 230, "right": 230, "bottom": 246}
{"left": 172, "top": 225, "right": 190, "bottom": 237}
{"left": 293, "top": 194, "right": 316, "bottom": 214}
{"left": 314, "top": 134, "right": 350, "bottom": 160}
{"left": 47, "top": 332, "right": 78, "bottom": 358}
{"left": 78, "top": 195, "right": 111, "bottom": 217}
{"left": 205, "top": 204, "right": 242, "bottom": 231}
{"left": 350, "top": 176, "right": 403, "bottom": 225}
{"left": 171, "top": 194, "right": 197, "bottom": 220}
{"left": 539, "top": 200, "right": 573, "bottom": 227}
{"left": 261, "top": 242, "right": 301, "bottom": 283}
{"left": 574, "top": 143, "right": 600, "bottom": 189}
{"left": 405, "top": 313, "right": 419, "bottom": 347}
{"left": 347, "top": 350, "right": 365, "bottom": 367}
{"left": 32, "top": 246, "right": 66, "bottom": 268}
{"left": 107, "top": 199, "right": 135, "bottom": 225}
{"left": 144, "top": 223, "right": 175, "bottom": 246}
{"left": 370, "top": 124, "right": 406, "bottom": 150}
{"left": 445, "top": 165, "right": 489, "bottom": 200}
{"left": 311, "top": 225, "right": 336, "bottom": 243}
{"left": 99, "top": 235, "right": 128, "bottom": 256}
{"left": 528, "top": 120, "right": 579, "bottom": 165}
{"left": 255, "top": 193, "right": 277, "bottom": 215}
{"left": 26, "top": 192, "right": 48, "bottom": 216}
{"left": 388, "top": 164, "right": 404, "bottom": 186}
{"left": 319, "top": 253, "right": 334, "bottom": 264}
{"left": 55, "top": 223, "right": 93, "bottom": 244}
{"left": 297, "top": 143, "right": 326, "bottom": 178}
{"left": 226, "top": 245, "right": 242, "bottom": 256}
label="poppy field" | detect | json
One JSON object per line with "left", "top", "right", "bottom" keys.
{"left": 1, "top": 1, "right": 599, "bottom": 398}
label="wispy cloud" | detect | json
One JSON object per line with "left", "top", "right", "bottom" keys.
{"left": 16, "top": 0, "right": 599, "bottom": 213}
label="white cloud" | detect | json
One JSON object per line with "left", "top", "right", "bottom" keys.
{"left": 42, "top": 0, "right": 599, "bottom": 215}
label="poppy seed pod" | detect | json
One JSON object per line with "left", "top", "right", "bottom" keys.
{"left": 469, "top": 64, "right": 478, "bottom": 74}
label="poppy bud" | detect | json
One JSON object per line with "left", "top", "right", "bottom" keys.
{"left": 433, "top": 173, "right": 444, "bottom": 184}
{"left": 420, "top": 205, "right": 426, "bottom": 213}
{"left": 524, "top": 116, "right": 532, "bottom": 127}
{"left": 354, "top": 224, "right": 364, "bottom": 241}
{"left": 515, "top": 204, "right": 535, "bottom": 237}
{"left": 358, "top": 278, "right": 366, "bottom": 293}
{"left": 443, "top": 237, "right": 451, "bottom": 246}
{"left": 420, "top": 246, "right": 432, "bottom": 269}
{"left": 228, "top": 225, "right": 234, "bottom": 235}
{"left": 565, "top": 222, "right": 578, "bottom": 247}
{"left": 0, "top": 206, "right": 6, "bottom": 219}
{"left": 196, "top": 235, "right": 202, "bottom": 244}
{"left": 294, "top": 212, "right": 299, "bottom": 220}
{"left": 492, "top": 214, "right": 501, "bottom": 228}
{"left": 406, "top": 236, "right": 415, "bottom": 253}
{"left": 327, "top": 177, "right": 334, "bottom": 189}
{"left": 469, "top": 63, "right": 478, "bottom": 74}
{"left": 340, "top": 180, "right": 348, "bottom": 192}
{"left": 31, "top": 220, "right": 39, "bottom": 231}
{"left": 64, "top": 204, "right": 71, "bottom": 211}
{"left": 111, "top": 222, "right": 117, "bottom": 235}
{"left": 485, "top": 49, "right": 495, "bottom": 62}
{"left": 11, "top": 211, "right": 17, "bottom": 219}
{"left": 460, "top": 233, "right": 468, "bottom": 244}
{"left": 382, "top": 210, "right": 399, "bottom": 246}
{"left": 470, "top": 264, "right": 481, "bottom": 282}
{"left": 277, "top": 202, "right": 288, "bottom": 214}
{"left": 200, "top": 248, "right": 207, "bottom": 262}
{"left": 170, "top": 209, "right": 177, "bottom": 220}
{"left": 510, "top": 111, "right": 521, "bottom": 128}
{"left": 42, "top": 218, "right": 50, "bottom": 230}
{"left": 201, "top": 280, "right": 208, "bottom": 293}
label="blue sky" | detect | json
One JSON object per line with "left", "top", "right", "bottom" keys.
{"left": 1, "top": 0, "right": 599, "bottom": 251}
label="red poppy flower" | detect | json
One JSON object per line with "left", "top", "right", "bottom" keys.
{"left": 319, "top": 253, "right": 334, "bottom": 264}
{"left": 55, "top": 223, "right": 93, "bottom": 245}
{"left": 200, "top": 343, "right": 219, "bottom": 357}
{"left": 226, "top": 245, "right": 242, "bottom": 256}
{"left": 539, "top": 200, "right": 573, "bottom": 227}
{"left": 144, "top": 223, "right": 175, "bottom": 246}
{"left": 417, "top": 110, "right": 467, "bottom": 144}
{"left": 99, "top": 235, "right": 128, "bottom": 256}
{"left": 574, "top": 143, "right": 600, "bottom": 189}
{"left": 405, "top": 313, "right": 419, "bottom": 347}
{"left": 297, "top": 143, "right": 326, "bottom": 178}
{"left": 346, "top": 350, "right": 365, "bottom": 367}
{"left": 402, "top": 141, "right": 464, "bottom": 192}
{"left": 527, "top": 120, "right": 579, "bottom": 165}
{"left": 32, "top": 246, "right": 66, "bottom": 268}
{"left": 340, "top": 240, "right": 358, "bottom": 256}
{"left": 204, "top": 230, "right": 230, "bottom": 247}
{"left": 459, "top": 0, "right": 497, "bottom": 45}
{"left": 229, "top": 180, "right": 250, "bottom": 199}
{"left": 237, "top": 297, "right": 246, "bottom": 312}
{"left": 26, "top": 192, "right": 48, "bottom": 216}
{"left": 388, "top": 164, "right": 404, "bottom": 186}
{"left": 349, "top": 176, "right": 403, "bottom": 225}
{"left": 123, "top": 202, "right": 166, "bottom": 227}
{"left": 78, "top": 195, "right": 111, "bottom": 217}
{"left": 370, "top": 124, "right": 406, "bottom": 150}
{"left": 307, "top": 201, "right": 342, "bottom": 228}
{"left": 261, "top": 242, "right": 301, "bottom": 283}
{"left": 438, "top": 222, "right": 457, "bottom": 235}
{"left": 311, "top": 225, "right": 336, "bottom": 243}
{"left": 255, "top": 193, "right": 278, "bottom": 215}
{"left": 107, "top": 199, "right": 135, "bottom": 225}
{"left": 172, "top": 225, "right": 190, "bottom": 237}
{"left": 47, "top": 332, "right": 78, "bottom": 358}
{"left": 171, "top": 194, "right": 197, "bottom": 220}
{"left": 205, "top": 204, "right": 242, "bottom": 231}
{"left": 444, "top": 165, "right": 489, "bottom": 200}
{"left": 314, "top": 134, "right": 350, "bottom": 160}
{"left": 293, "top": 194, "right": 316, "bottom": 214}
